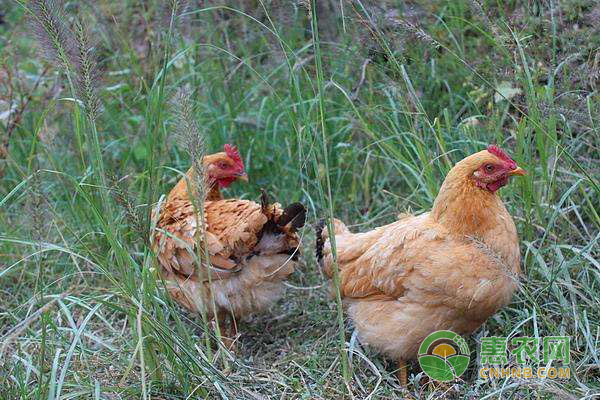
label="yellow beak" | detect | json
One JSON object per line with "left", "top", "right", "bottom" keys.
{"left": 508, "top": 167, "right": 526, "bottom": 176}
{"left": 237, "top": 172, "right": 249, "bottom": 182}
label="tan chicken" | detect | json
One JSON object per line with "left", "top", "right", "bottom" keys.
{"left": 152, "top": 144, "right": 306, "bottom": 348}
{"left": 316, "top": 145, "right": 526, "bottom": 384}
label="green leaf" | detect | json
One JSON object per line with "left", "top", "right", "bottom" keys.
{"left": 419, "top": 355, "right": 454, "bottom": 382}
{"left": 447, "top": 355, "right": 470, "bottom": 378}
{"left": 133, "top": 144, "right": 148, "bottom": 162}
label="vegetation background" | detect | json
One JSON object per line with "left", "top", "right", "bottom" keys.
{"left": 1, "top": 0, "right": 598, "bottom": 398}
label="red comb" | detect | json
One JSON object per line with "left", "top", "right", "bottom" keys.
{"left": 487, "top": 145, "right": 517, "bottom": 168}
{"left": 224, "top": 144, "right": 244, "bottom": 170}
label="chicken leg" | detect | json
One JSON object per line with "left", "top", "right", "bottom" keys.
{"left": 225, "top": 313, "right": 238, "bottom": 351}
{"left": 396, "top": 359, "right": 408, "bottom": 386}
{"left": 213, "top": 312, "right": 238, "bottom": 352}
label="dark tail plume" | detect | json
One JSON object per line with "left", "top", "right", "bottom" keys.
{"left": 260, "top": 189, "right": 269, "bottom": 213}
{"left": 315, "top": 218, "right": 326, "bottom": 262}
{"left": 278, "top": 203, "right": 306, "bottom": 232}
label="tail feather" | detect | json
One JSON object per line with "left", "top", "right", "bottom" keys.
{"left": 315, "top": 218, "right": 350, "bottom": 263}
{"left": 278, "top": 202, "right": 306, "bottom": 232}
{"left": 315, "top": 219, "right": 326, "bottom": 262}
{"left": 260, "top": 189, "right": 270, "bottom": 213}
{"left": 254, "top": 191, "right": 306, "bottom": 257}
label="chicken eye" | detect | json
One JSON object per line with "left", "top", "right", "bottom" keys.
{"left": 485, "top": 164, "right": 495, "bottom": 172}
{"left": 218, "top": 162, "right": 229, "bottom": 169}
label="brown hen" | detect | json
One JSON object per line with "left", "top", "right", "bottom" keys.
{"left": 152, "top": 145, "right": 305, "bottom": 349}
{"left": 317, "top": 145, "right": 526, "bottom": 384}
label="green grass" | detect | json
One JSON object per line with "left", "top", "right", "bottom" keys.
{"left": 1, "top": 0, "right": 598, "bottom": 398}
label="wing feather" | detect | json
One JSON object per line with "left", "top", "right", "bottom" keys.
{"left": 153, "top": 198, "right": 283, "bottom": 282}
{"left": 322, "top": 214, "right": 431, "bottom": 300}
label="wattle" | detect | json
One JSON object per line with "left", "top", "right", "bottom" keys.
{"left": 487, "top": 176, "right": 509, "bottom": 193}
{"left": 217, "top": 177, "right": 236, "bottom": 188}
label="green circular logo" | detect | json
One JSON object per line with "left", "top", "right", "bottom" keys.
{"left": 418, "top": 330, "right": 471, "bottom": 382}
